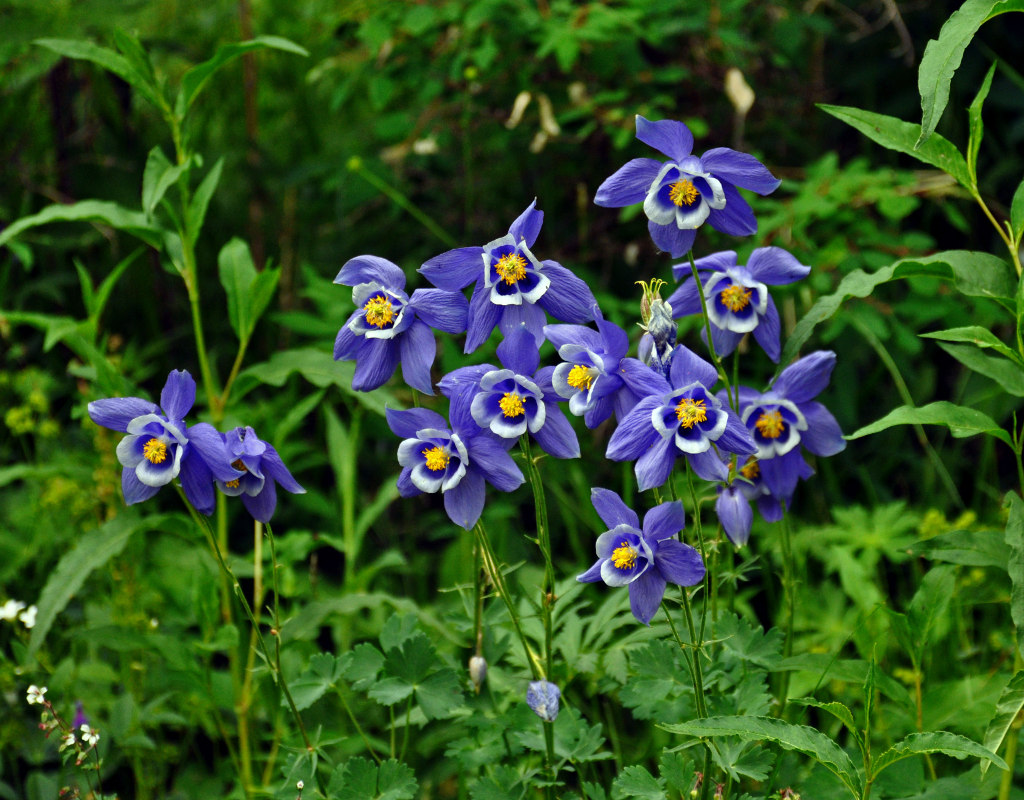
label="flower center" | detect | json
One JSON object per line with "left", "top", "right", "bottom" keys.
{"left": 494, "top": 253, "right": 528, "bottom": 285}
{"left": 363, "top": 295, "right": 395, "bottom": 329}
{"left": 143, "top": 438, "right": 168, "bottom": 464}
{"left": 755, "top": 410, "right": 785, "bottom": 438}
{"left": 739, "top": 457, "right": 760, "bottom": 480}
{"left": 675, "top": 397, "right": 707, "bottom": 429}
{"left": 225, "top": 459, "right": 247, "bottom": 489}
{"left": 499, "top": 392, "right": 525, "bottom": 418}
{"left": 422, "top": 445, "right": 450, "bottom": 472}
{"left": 720, "top": 283, "right": 753, "bottom": 312}
{"left": 567, "top": 365, "right": 595, "bottom": 391}
{"left": 611, "top": 542, "right": 637, "bottom": 570}
{"left": 669, "top": 178, "right": 699, "bottom": 207}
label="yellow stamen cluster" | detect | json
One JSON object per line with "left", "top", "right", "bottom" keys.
{"left": 143, "top": 438, "right": 168, "bottom": 464}
{"left": 363, "top": 295, "right": 395, "bottom": 329}
{"left": 611, "top": 542, "right": 638, "bottom": 570}
{"left": 225, "top": 479, "right": 241, "bottom": 489}
{"left": 567, "top": 365, "right": 595, "bottom": 391}
{"left": 720, "top": 283, "right": 753, "bottom": 312}
{"left": 740, "top": 457, "right": 760, "bottom": 480}
{"left": 675, "top": 397, "right": 707, "bottom": 429}
{"left": 668, "top": 178, "right": 699, "bottom": 207}
{"left": 499, "top": 392, "right": 525, "bottom": 418}
{"left": 422, "top": 445, "right": 450, "bottom": 472}
{"left": 755, "top": 410, "right": 785, "bottom": 439}
{"left": 494, "top": 253, "right": 528, "bottom": 285}
{"left": 225, "top": 459, "right": 247, "bottom": 489}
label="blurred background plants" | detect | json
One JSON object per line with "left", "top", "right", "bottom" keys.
{"left": 2, "top": 1, "right": 1024, "bottom": 798}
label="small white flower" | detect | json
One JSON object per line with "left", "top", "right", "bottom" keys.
{"left": 296, "top": 781, "right": 304, "bottom": 790}
{"left": 0, "top": 599, "right": 25, "bottom": 621}
{"left": 26, "top": 685, "right": 47, "bottom": 705}
{"left": 19, "top": 605, "right": 37, "bottom": 629}
{"left": 79, "top": 724, "right": 100, "bottom": 747}
{"left": 61, "top": 732, "right": 76, "bottom": 749}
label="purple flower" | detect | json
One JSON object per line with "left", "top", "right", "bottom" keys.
{"left": 668, "top": 248, "right": 810, "bottom": 362}
{"left": 215, "top": 426, "right": 305, "bottom": 522}
{"left": 736, "top": 351, "right": 845, "bottom": 505}
{"left": 334, "top": 255, "right": 468, "bottom": 394}
{"left": 606, "top": 346, "right": 756, "bottom": 489}
{"left": 386, "top": 394, "right": 525, "bottom": 530}
{"left": 526, "top": 680, "right": 561, "bottom": 722}
{"left": 715, "top": 454, "right": 815, "bottom": 546}
{"left": 419, "top": 200, "right": 597, "bottom": 352}
{"left": 594, "top": 116, "right": 780, "bottom": 258}
{"left": 87, "top": 370, "right": 240, "bottom": 515}
{"left": 544, "top": 307, "right": 646, "bottom": 428}
{"left": 577, "top": 489, "right": 705, "bottom": 625}
{"left": 439, "top": 328, "right": 580, "bottom": 459}
{"left": 73, "top": 701, "right": 88, "bottom": 729}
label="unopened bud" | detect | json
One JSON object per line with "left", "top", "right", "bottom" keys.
{"left": 469, "top": 656, "right": 487, "bottom": 691}
{"left": 526, "top": 680, "right": 560, "bottom": 722}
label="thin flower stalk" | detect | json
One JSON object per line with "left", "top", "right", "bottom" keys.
{"left": 688, "top": 251, "right": 735, "bottom": 411}
{"left": 776, "top": 504, "right": 796, "bottom": 717}
{"left": 520, "top": 434, "right": 556, "bottom": 680}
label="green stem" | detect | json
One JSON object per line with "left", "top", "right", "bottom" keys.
{"left": 684, "top": 465, "right": 710, "bottom": 647}
{"left": 520, "top": 435, "right": 555, "bottom": 681}
{"left": 971, "top": 188, "right": 1022, "bottom": 276}
{"left": 687, "top": 252, "right": 734, "bottom": 409}
{"left": 776, "top": 504, "right": 796, "bottom": 717}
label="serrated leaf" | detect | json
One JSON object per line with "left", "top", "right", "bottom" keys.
{"left": 920, "top": 326, "right": 1022, "bottom": 365}
{"left": 847, "top": 401, "right": 1012, "bottom": 447}
{"left": 871, "top": 731, "right": 1007, "bottom": 779}
{"left": 967, "top": 62, "right": 997, "bottom": 181}
{"left": 0, "top": 200, "right": 163, "bottom": 251}
{"left": 917, "top": 0, "right": 1024, "bottom": 146}
{"left": 936, "top": 342, "right": 1024, "bottom": 396}
{"left": 908, "top": 529, "right": 1008, "bottom": 568}
{"left": 981, "top": 671, "right": 1024, "bottom": 776}
{"left": 471, "top": 766, "right": 527, "bottom": 800}
{"left": 142, "top": 146, "right": 189, "bottom": 217}
{"left": 328, "top": 756, "right": 376, "bottom": 799}
{"left": 376, "top": 759, "right": 418, "bottom": 800}
{"left": 819, "top": 104, "right": 970, "bottom": 188}
{"left": 413, "top": 669, "right": 463, "bottom": 720}
{"left": 790, "top": 698, "right": 861, "bottom": 745}
{"left": 185, "top": 158, "right": 223, "bottom": 246}
{"left": 380, "top": 612, "right": 420, "bottom": 652}
{"left": 661, "top": 716, "right": 862, "bottom": 798}
{"left": 27, "top": 513, "right": 144, "bottom": 657}
{"left": 368, "top": 676, "right": 414, "bottom": 707}
{"left": 341, "top": 642, "right": 385, "bottom": 691}
{"left": 1006, "top": 492, "right": 1024, "bottom": 661}
{"left": 612, "top": 765, "right": 665, "bottom": 800}
{"left": 782, "top": 251, "right": 1014, "bottom": 365}
{"left": 289, "top": 652, "right": 344, "bottom": 711}
{"left": 658, "top": 750, "right": 695, "bottom": 795}
{"left": 179, "top": 37, "right": 308, "bottom": 112}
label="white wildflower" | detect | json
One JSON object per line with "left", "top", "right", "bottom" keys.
{"left": 26, "top": 685, "right": 47, "bottom": 705}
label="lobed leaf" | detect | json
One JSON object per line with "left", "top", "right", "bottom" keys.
{"left": 981, "top": 670, "right": 1024, "bottom": 776}
{"left": 328, "top": 756, "right": 418, "bottom": 800}
{"left": 819, "top": 104, "right": 970, "bottom": 188}
{"left": 661, "top": 715, "right": 862, "bottom": 798}
{"left": 0, "top": 200, "right": 163, "bottom": 252}
{"left": 612, "top": 765, "right": 666, "bottom": 800}
{"left": 846, "top": 401, "right": 1013, "bottom": 447}
{"left": 917, "top": 0, "right": 1024, "bottom": 146}
{"left": 871, "top": 731, "right": 1007, "bottom": 779}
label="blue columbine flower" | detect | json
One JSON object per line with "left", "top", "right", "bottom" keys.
{"left": 334, "top": 255, "right": 469, "bottom": 394}
{"left": 606, "top": 346, "right": 755, "bottom": 489}
{"left": 594, "top": 116, "right": 781, "bottom": 258}
{"left": 215, "top": 426, "right": 306, "bottom": 523}
{"left": 386, "top": 394, "right": 525, "bottom": 530}
{"left": 544, "top": 307, "right": 646, "bottom": 428}
{"left": 736, "top": 351, "right": 845, "bottom": 505}
{"left": 87, "top": 370, "right": 241, "bottom": 515}
{"left": 439, "top": 328, "right": 580, "bottom": 459}
{"left": 715, "top": 453, "right": 815, "bottom": 546}
{"left": 577, "top": 488, "right": 705, "bottom": 625}
{"left": 526, "top": 680, "right": 561, "bottom": 722}
{"left": 668, "top": 248, "right": 810, "bottom": 362}
{"left": 419, "top": 200, "right": 597, "bottom": 352}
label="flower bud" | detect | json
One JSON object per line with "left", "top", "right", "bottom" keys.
{"left": 468, "top": 655, "right": 487, "bottom": 691}
{"left": 525, "top": 680, "right": 560, "bottom": 722}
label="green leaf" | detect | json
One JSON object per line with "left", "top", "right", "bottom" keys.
{"left": 179, "top": 37, "right": 308, "bottom": 113}
{"left": 341, "top": 642, "right": 385, "bottom": 691}
{"left": 34, "top": 38, "right": 164, "bottom": 111}
{"left": 981, "top": 671, "right": 1024, "bottom": 776}
{"left": 92, "top": 248, "right": 145, "bottom": 322}
{"left": 907, "top": 566, "right": 955, "bottom": 661}
{"left": 612, "top": 765, "right": 666, "bottom": 800}
{"left": 782, "top": 251, "right": 1014, "bottom": 365}
{"left": 871, "top": 731, "right": 1007, "bottom": 779}
{"left": 1011, "top": 177, "right": 1024, "bottom": 243}
{"left": 936, "top": 342, "right": 1024, "bottom": 395}
{"left": 1005, "top": 491, "right": 1024, "bottom": 661}
{"left": 658, "top": 750, "right": 695, "bottom": 795}
{"left": 908, "top": 529, "right": 1008, "bottom": 568}
{"left": 661, "top": 716, "right": 862, "bottom": 798}
{"left": 967, "top": 62, "right": 997, "bottom": 181}
{"left": 289, "top": 652, "right": 345, "bottom": 711}
{"left": 790, "top": 698, "right": 862, "bottom": 746}
{"left": 185, "top": 158, "right": 224, "bottom": 246}
{"left": 27, "top": 513, "right": 144, "bottom": 657}
{"left": 142, "top": 146, "right": 189, "bottom": 217}
{"left": 217, "top": 238, "right": 280, "bottom": 344}
{"left": 0, "top": 200, "right": 163, "bottom": 251}
{"left": 917, "top": 0, "right": 1024, "bottom": 146}
{"left": 920, "top": 325, "right": 1023, "bottom": 365}
{"left": 328, "top": 757, "right": 418, "bottom": 800}
{"left": 846, "top": 401, "right": 1013, "bottom": 447}
{"left": 818, "top": 104, "right": 970, "bottom": 188}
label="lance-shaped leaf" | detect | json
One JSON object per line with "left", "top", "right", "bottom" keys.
{"left": 0, "top": 200, "right": 163, "bottom": 251}
{"left": 142, "top": 147, "right": 191, "bottom": 218}
{"left": 871, "top": 731, "right": 1007, "bottom": 779}
{"left": 981, "top": 671, "right": 1024, "bottom": 776}
{"left": 935, "top": 342, "right": 1024, "bottom": 396}
{"left": 847, "top": 401, "right": 1012, "bottom": 447}
{"left": 35, "top": 37, "right": 164, "bottom": 111}
{"left": 217, "top": 238, "right": 280, "bottom": 346}
{"left": 966, "top": 63, "right": 997, "bottom": 181}
{"left": 1006, "top": 492, "right": 1024, "bottom": 661}
{"left": 920, "top": 326, "right": 1023, "bottom": 366}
